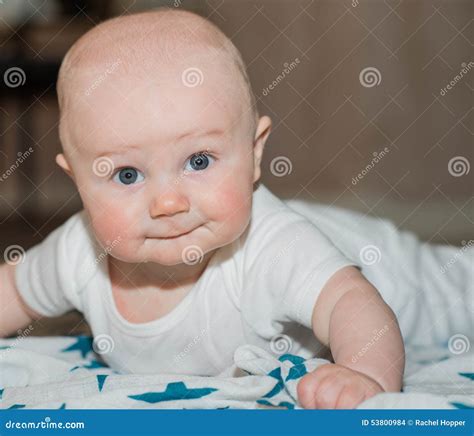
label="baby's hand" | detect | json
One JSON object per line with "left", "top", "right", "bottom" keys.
{"left": 297, "top": 363, "right": 384, "bottom": 409}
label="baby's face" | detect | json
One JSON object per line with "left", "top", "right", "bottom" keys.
{"left": 61, "top": 63, "right": 264, "bottom": 265}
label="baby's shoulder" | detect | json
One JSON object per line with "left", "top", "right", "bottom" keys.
{"left": 52, "top": 210, "right": 104, "bottom": 286}
{"left": 246, "top": 184, "right": 319, "bottom": 241}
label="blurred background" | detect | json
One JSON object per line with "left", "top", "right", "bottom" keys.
{"left": 0, "top": 0, "right": 472, "bottom": 335}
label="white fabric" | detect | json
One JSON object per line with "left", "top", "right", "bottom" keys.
{"left": 0, "top": 336, "right": 472, "bottom": 409}
{"left": 15, "top": 184, "right": 356, "bottom": 376}
{"left": 285, "top": 198, "right": 474, "bottom": 348}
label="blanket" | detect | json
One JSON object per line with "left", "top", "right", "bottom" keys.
{"left": 0, "top": 336, "right": 472, "bottom": 409}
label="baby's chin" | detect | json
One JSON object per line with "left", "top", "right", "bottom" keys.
{"left": 105, "top": 237, "right": 215, "bottom": 266}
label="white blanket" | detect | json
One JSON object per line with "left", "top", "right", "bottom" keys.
{"left": 0, "top": 336, "right": 472, "bottom": 409}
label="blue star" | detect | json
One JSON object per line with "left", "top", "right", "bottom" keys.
{"left": 278, "top": 354, "right": 308, "bottom": 381}
{"left": 262, "top": 367, "right": 285, "bottom": 398}
{"left": 8, "top": 404, "right": 26, "bottom": 409}
{"left": 286, "top": 364, "right": 307, "bottom": 381}
{"left": 128, "top": 382, "right": 217, "bottom": 403}
{"left": 97, "top": 374, "right": 108, "bottom": 392}
{"left": 61, "top": 336, "right": 94, "bottom": 358}
{"left": 0, "top": 388, "right": 3, "bottom": 399}
{"left": 279, "top": 354, "right": 305, "bottom": 365}
{"left": 58, "top": 403, "right": 66, "bottom": 409}
{"left": 257, "top": 399, "right": 295, "bottom": 409}
{"left": 458, "top": 372, "right": 474, "bottom": 381}
{"left": 450, "top": 402, "right": 474, "bottom": 409}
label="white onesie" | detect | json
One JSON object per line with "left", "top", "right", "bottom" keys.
{"left": 15, "top": 184, "right": 357, "bottom": 375}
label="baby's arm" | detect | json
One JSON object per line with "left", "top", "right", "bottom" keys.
{"left": 0, "top": 263, "right": 41, "bottom": 337}
{"left": 297, "top": 266, "right": 405, "bottom": 408}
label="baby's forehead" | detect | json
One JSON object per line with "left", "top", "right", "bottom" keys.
{"left": 63, "top": 66, "right": 248, "bottom": 157}
{"left": 58, "top": 10, "right": 257, "bottom": 154}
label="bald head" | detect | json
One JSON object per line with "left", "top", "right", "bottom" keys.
{"left": 57, "top": 8, "right": 258, "bottom": 141}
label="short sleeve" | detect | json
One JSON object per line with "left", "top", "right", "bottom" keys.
{"left": 14, "top": 211, "right": 88, "bottom": 317}
{"left": 240, "top": 211, "right": 358, "bottom": 333}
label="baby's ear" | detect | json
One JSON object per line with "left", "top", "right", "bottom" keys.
{"left": 55, "top": 153, "right": 75, "bottom": 181}
{"left": 253, "top": 115, "right": 272, "bottom": 183}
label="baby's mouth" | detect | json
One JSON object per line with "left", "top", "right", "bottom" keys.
{"left": 148, "top": 225, "right": 200, "bottom": 240}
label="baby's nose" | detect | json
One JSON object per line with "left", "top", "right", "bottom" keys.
{"left": 149, "top": 188, "right": 190, "bottom": 218}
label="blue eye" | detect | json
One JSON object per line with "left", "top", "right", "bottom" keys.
{"left": 185, "top": 153, "right": 214, "bottom": 172}
{"left": 113, "top": 167, "right": 145, "bottom": 185}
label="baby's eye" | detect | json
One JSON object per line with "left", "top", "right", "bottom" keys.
{"left": 184, "top": 152, "right": 214, "bottom": 172}
{"left": 112, "top": 167, "right": 145, "bottom": 185}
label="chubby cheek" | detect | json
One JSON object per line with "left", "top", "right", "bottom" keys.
{"left": 84, "top": 195, "right": 143, "bottom": 261}
{"left": 205, "top": 183, "right": 253, "bottom": 242}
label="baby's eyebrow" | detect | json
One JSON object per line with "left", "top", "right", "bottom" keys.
{"left": 96, "top": 144, "right": 141, "bottom": 158}
{"left": 175, "top": 128, "right": 225, "bottom": 142}
{"left": 96, "top": 129, "right": 225, "bottom": 158}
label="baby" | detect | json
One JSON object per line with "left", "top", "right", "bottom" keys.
{"left": 1, "top": 8, "right": 409, "bottom": 409}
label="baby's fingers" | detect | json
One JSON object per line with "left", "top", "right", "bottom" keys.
{"left": 334, "top": 384, "right": 367, "bottom": 409}
{"left": 297, "top": 367, "right": 345, "bottom": 409}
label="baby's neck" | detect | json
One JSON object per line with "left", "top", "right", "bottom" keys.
{"left": 108, "top": 251, "right": 216, "bottom": 291}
